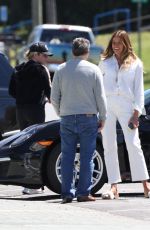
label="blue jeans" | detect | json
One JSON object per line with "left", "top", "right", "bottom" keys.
{"left": 60, "top": 114, "right": 98, "bottom": 198}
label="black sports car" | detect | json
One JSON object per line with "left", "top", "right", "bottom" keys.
{"left": 0, "top": 89, "right": 150, "bottom": 194}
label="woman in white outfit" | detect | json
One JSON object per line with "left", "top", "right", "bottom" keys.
{"left": 99, "top": 30, "right": 150, "bottom": 199}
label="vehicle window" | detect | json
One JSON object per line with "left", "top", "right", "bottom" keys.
{"left": 0, "top": 54, "right": 14, "bottom": 87}
{"left": 28, "top": 28, "right": 40, "bottom": 44}
{"left": 144, "top": 90, "right": 150, "bottom": 105}
{"left": 40, "top": 29, "right": 92, "bottom": 44}
{"left": 28, "top": 32, "right": 35, "bottom": 44}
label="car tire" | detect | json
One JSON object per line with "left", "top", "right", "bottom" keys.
{"left": 46, "top": 143, "right": 107, "bottom": 194}
{"left": 46, "top": 144, "right": 62, "bottom": 194}
{"left": 91, "top": 144, "right": 107, "bottom": 194}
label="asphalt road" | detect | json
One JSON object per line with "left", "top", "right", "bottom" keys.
{"left": 0, "top": 183, "right": 150, "bottom": 230}
{"left": 1, "top": 105, "right": 150, "bottom": 229}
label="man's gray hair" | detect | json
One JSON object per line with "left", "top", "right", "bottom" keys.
{"left": 72, "top": 37, "right": 90, "bottom": 56}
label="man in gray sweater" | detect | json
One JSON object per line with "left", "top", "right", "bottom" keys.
{"left": 51, "top": 37, "right": 107, "bottom": 203}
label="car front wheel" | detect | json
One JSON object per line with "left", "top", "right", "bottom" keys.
{"left": 46, "top": 143, "right": 107, "bottom": 194}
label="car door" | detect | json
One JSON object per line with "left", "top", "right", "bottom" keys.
{"left": 0, "top": 53, "right": 17, "bottom": 137}
{"left": 139, "top": 94, "right": 150, "bottom": 174}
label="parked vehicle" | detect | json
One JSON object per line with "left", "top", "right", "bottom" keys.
{"left": 0, "top": 90, "right": 150, "bottom": 194}
{"left": 0, "top": 41, "right": 5, "bottom": 53}
{"left": 17, "top": 24, "right": 103, "bottom": 76}
{"left": 0, "top": 51, "right": 58, "bottom": 140}
{"left": 0, "top": 53, "right": 17, "bottom": 140}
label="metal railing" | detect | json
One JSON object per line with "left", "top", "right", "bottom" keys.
{"left": 93, "top": 14, "right": 150, "bottom": 34}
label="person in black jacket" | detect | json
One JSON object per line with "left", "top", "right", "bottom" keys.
{"left": 9, "top": 42, "right": 53, "bottom": 194}
{"left": 9, "top": 42, "right": 53, "bottom": 130}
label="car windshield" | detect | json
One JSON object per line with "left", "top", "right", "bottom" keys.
{"left": 144, "top": 89, "right": 150, "bottom": 105}
{"left": 40, "top": 29, "right": 92, "bottom": 44}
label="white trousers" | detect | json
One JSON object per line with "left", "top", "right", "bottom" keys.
{"left": 102, "top": 95, "right": 149, "bottom": 184}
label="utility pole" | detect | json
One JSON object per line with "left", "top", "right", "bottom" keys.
{"left": 131, "top": 0, "right": 149, "bottom": 58}
{"left": 45, "top": 0, "right": 57, "bottom": 24}
{"left": 137, "top": 1, "right": 142, "bottom": 58}
{"left": 31, "top": 0, "right": 43, "bottom": 28}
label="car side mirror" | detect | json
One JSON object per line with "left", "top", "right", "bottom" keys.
{"left": 142, "top": 107, "right": 146, "bottom": 116}
{"left": 145, "top": 106, "right": 150, "bottom": 120}
{"left": 145, "top": 115, "right": 150, "bottom": 121}
{"left": 140, "top": 106, "right": 150, "bottom": 121}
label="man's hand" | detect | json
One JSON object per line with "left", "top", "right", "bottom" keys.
{"left": 98, "top": 120, "right": 105, "bottom": 132}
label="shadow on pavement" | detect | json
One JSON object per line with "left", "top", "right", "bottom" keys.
{"left": 0, "top": 194, "right": 61, "bottom": 201}
{"left": 0, "top": 192, "right": 144, "bottom": 201}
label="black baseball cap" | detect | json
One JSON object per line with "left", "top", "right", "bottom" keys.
{"left": 29, "top": 42, "right": 53, "bottom": 56}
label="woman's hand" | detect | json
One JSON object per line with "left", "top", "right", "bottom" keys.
{"left": 129, "top": 117, "right": 139, "bottom": 129}
{"left": 129, "top": 110, "right": 139, "bottom": 129}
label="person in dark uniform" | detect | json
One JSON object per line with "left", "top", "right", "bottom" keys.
{"left": 9, "top": 42, "right": 53, "bottom": 194}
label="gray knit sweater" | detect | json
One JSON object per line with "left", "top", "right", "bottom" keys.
{"left": 51, "top": 58, "right": 107, "bottom": 121}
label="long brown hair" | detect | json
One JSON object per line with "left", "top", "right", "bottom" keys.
{"left": 101, "top": 30, "right": 137, "bottom": 64}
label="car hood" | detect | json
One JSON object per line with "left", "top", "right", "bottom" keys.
{"left": 0, "top": 120, "right": 60, "bottom": 149}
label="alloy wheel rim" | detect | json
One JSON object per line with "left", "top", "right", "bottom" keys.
{"left": 55, "top": 149, "right": 103, "bottom": 188}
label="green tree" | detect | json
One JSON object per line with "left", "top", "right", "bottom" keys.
{"left": 0, "top": 0, "right": 149, "bottom": 29}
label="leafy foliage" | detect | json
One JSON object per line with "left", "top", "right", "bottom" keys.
{"left": 0, "top": 0, "right": 149, "bottom": 28}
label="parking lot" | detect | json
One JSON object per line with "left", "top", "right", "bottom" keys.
{"left": 0, "top": 183, "right": 150, "bottom": 230}
{"left": 1, "top": 103, "right": 150, "bottom": 230}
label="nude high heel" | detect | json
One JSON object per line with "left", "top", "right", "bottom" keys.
{"left": 144, "top": 190, "right": 150, "bottom": 198}
{"left": 102, "top": 185, "right": 119, "bottom": 200}
{"left": 143, "top": 181, "right": 150, "bottom": 198}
